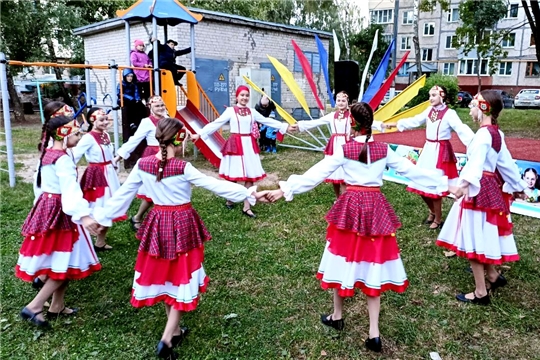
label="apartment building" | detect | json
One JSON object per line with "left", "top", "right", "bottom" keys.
{"left": 368, "top": 0, "right": 539, "bottom": 95}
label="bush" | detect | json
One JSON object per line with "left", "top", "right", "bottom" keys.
{"left": 408, "top": 74, "right": 460, "bottom": 108}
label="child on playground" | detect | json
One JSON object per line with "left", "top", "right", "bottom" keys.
{"left": 93, "top": 117, "right": 267, "bottom": 359}
{"left": 72, "top": 107, "right": 125, "bottom": 251}
{"left": 264, "top": 102, "right": 450, "bottom": 353}
{"left": 130, "top": 39, "right": 152, "bottom": 102}
{"left": 437, "top": 91, "right": 527, "bottom": 305}
{"left": 16, "top": 114, "right": 102, "bottom": 329}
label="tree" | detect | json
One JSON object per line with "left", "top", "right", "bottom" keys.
{"left": 454, "top": 0, "right": 508, "bottom": 92}
{"left": 349, "top": 24, "right": 391, "bottom": 76}
{"left": 521, "top": 0, "right": 540, "bottom": 65}
{"left": 189, "top": 0, "right": 295, "bottom": 24}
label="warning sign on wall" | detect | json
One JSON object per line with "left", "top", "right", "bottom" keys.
{"left": 218, "top": 73, "right": 225, "bottom": 81}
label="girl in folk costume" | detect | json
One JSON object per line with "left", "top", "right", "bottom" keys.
{"left": 385, "top": 86, "right": 474, "bottom": 229}
{"left": 437, "top": 91, "right": 527, "bottom": 305}
{"left": 17, "top": 115, "right": 102, "bottom": 329}
{"left": 191, "top": 85, "right": 297, "bottom": 218}
{"left": 296, "top": 91, "right": 385, "bottom": 199}
{"left": 94, "top": 118, "right": 266, "bottom": 359}
{"left": 72, "top": 107, "right": 125, "bottom": 251}
{"left": 265, "top": 103, "right": 449, "bottom": 352}
{"left": 115, "top": 96, "right": 168, "bottom": 230}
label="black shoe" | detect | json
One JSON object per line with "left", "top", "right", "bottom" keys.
{"left": 47, "top": 307, "right": 79, "bottom": 319}
{"left": 365, "top": 337, "right": 382, "bottom": 352}
{"left": 242, "top": 209, "right": 256, "bottom": 218}
{"left": 488, "top": 274, "right": 508, "bottom": 292}
{"left": 20, "top": 307, "right": 50, "bottom": 328}
{"left": 225, "top": 202, "right": 234, "bottom": 210}
{"left": 429, "top": 221, "right": 444, "bottom": 230}
{"left": 32, "top": 277, "right": 46, "bottom": 291}
{"left": 456, "top": 292, "right": 490, "bottom": 305}
{"left": 156, "top": 341, "right": 177, "bottom": 359}
{"left": 171, "top": 327, "right": 189, "bottom": 348}
{"left": 320, "top": 314, "right": 344, "bottom": 331}
{"left": 424, "top": 213, "right": 435, "bottom": 224}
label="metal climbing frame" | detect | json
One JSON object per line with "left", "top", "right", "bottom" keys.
{"left": 0, "top": 53, "right": 16, "bottom": 187}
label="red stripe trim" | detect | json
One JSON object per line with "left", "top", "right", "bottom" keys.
{"left": 136, "top": 194, "right": 153, "bottom": 202}
{"left": 324, "top": 179, "right": 345, "bottom": 184}
{"left": 406, "top": 187, "right": 449, "bottom": 199}
{"left": 153, "top": 203, "right": 192, "bottom": 211}
{"left": 435, "top": 240, "right": 520, "bottom": 264}
{"left": 219, "top": 173, "right": 267, "bottom": 182}
{"left": 15, "top": 263, "right": 102, "bottom": 282}
{"left": 316, "top": 273, "right": 409, "bottom": 297}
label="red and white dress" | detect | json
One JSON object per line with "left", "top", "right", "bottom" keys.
{"left": 298, "top": 112, "right": 385, "bottom": 184}
{"left": 117, "top": 115, "right": 161, "bottom": 201}
{"left": 16, "top": 150, "right": 101, "bottom": 282}
{"left": 73, "top": 131, "right": 126, "bottom": 221}
{"left": 437, "top": 126, "right": 526, "bottom": 264}
{"left": 396, "top": 105, "right": 474, "bottom": 197}
{"left": 94, "top": 157, "right": 256, "bottom": 311}
{"left": 199, "top": 106, "right": 288, "bottom": 182}
{"left": 279, "top": 137, "right": 448, "bottom": 296}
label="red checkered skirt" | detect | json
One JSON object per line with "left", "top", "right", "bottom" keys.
{"left": 136, "top": 203, "right": 212, "bottom": 260}
{"left": 19, "top": 193, "right": 78, "bottom": 256}
{"left": 461, "top": 172, "right": 512, "bottom": 236}
{"left": 324, "top": 186, "right": 402, "bottom": 263}
{"left": 80, "top": 163, "right": 109, "bottom": 202}
{"left": 435, "top": 140, "right": 458, "bottom": 179}
{"left": 221, "top": 134, "right": 259, "bottom": 156}
{"left": 142, "top": 145, "right": 160, "bottom": 158}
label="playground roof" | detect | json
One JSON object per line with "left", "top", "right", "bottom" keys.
{"left": 116, "top": 0, "right": 203, "bottom": 26}
{"left": 73, "top": 7, "right": 332, "bottom": 38}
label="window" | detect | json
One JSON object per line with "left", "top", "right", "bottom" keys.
{"left": 459, "top": 59, "right": 489, "bottom": 75}
{"left": 498, "top": 62, "right": 512, "bottom": 76}
{"left": 402, "top": 10, "right": 413, "bottom": 24}
{"left": 422, "top": 49, "right": 433, "bottom": 61}
{"left": 502, "top": 33, "right": 516, "bottom": 47}
{"left": 293, "top": 51, "right": 320, "bottom": 74}
{"left": 530, "top": 34, "right": 536, "bottom": 47}
{"left": 398, "top": 62, "right": 411, "bottom": 76}
{"left": 423, "top": 22, "right": 435, "bottom": 36}
{"left": 505, "top": 3, "right": 519, "bottom": 18}
{"left": 525, "top": 62, "right": 540, "bottom": 77}
{"left": 447, "top": 8, "right": 459, "bottom": 22}
{"left": 371, "top": 9, "right": 393, "bottom": 24}
{"left": 445, "top": 35, "right": 457, "bottom": 49}
{"left": 401, "top": 36, "right": 412, "bottom": 50}
{"left": 443, "top": 63, "right": 455, "bottom": 75}
{"left": 383, "top": 34, "right": 393, "bottom": 44}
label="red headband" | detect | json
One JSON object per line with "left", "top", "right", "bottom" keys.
{"left": 236, "top": 85, "right": 250, "bottom": 98}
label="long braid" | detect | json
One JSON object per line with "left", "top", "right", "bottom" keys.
{"left": 350, "top": 102, "right": 374, "bottom": 164}
{"left": 36, "top": 131, "right": 51, "bottom": 188}
{"left": 156, "top": 143, "right": 168, "bottom": 182}
{"left": 37, "top": 121, "right": 48, "bottom": 151}
{"left": 358, "top": 128, "right": 372, "bottom": 164}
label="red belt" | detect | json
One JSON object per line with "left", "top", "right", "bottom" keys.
{"left": 482, "top": 171, "right": 496, "bottom": 178}
{"left": 43, "top": 192, "right": 61, "bottom": 198}
{"left": 346, "top": 185, "right": 380, "bottom": 192}
{"left": 153, "top": 203, "right": 192, "bottom": 211}
{"left": 89, "top": 161, "right": 112, "bottom": 166}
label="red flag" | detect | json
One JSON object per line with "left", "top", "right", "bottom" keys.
{"left": 291, "top": 40, "right": 325, "bottom": 111}
{"left": 368, "top": 51, "right": 411, "bottom": 110}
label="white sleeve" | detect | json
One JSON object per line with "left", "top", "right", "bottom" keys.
{"left": 93, "top": 162, "right": 144, "bottom": 227}
{"left": 446, "top": 110, "right": 475, "bottom": 147}
{"left": 497, "top": 136, "right": 527, "bottom": 193}
{"left": 71, "top": 134, "right": 93, "bottom": 163}
{"left": 55, "top": 155, "right": 91, "bottom": 223}
{"left": 32, "top": 163, "right": 43, "bottom": 205}
{"left": 198, "top": 108, "right": 233, "bottom": 140}
{"left": 117, "top": 119, "right": 152, "bottom": 159}
{"left": 396, "top": 108, "right": 429, "bottom": 132}
{"left": 183, "top": 163, "right": 256, "bottom": 205}
{"left": 386, "top": 145, "right": 448, "bottom": 193}
{"left": 279, "top": 154, "right": 345, "bottom": 201}
{"left": 252, "top": 110, "right": 289, "bottom": 134}
{"left": 458, "top": 130, "right": 491, "bottom": 197}
{"left": 297, "top": 113, "right": 333, "bottom": 132}
{"left": 372, "top": 121, "right": 385, "bottom": 133}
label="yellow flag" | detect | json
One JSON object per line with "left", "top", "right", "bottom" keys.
{"left": 373, "top": 100, "right": 430, "bottom": 134}
{"left": 374, "top": 75, "right": 426, "bottom": 121}
{"left": 267, "top": 55, "right": 311, "bottom": 117}
{"left": 242, "top": 76, "right": 297, "bottom": 124}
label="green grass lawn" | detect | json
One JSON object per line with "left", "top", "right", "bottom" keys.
{"left": 1, "top": 110, "right": 540, "bottom": 359}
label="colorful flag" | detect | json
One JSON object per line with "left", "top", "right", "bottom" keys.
{"left": 315, "top": 34, "right": 335, "bottom": 107}
{"left": 242, "top": 76, "right": 297, "bottom": 125}
{"left": 267, "top": 55, "right": 311, "bottom": 117}
{"left": 372, "top": 100, "right": 429, "bottom": 134}
{"left": 291, "top": 40, "right": 325, "bottom": 111}
{"left": 359, "top": 29, "right": 379, "bottom": 99}
{"left": 362, "top": 39, "right": 395, "bottom": 104}
{"left": 332, "top": 30, "right": 341, "bottom": 62}
{"left": 368, "top": 51, "right": 410, "bottom": 109}
{"left": 373, "top": 74, "right": 426, "bottom": 121}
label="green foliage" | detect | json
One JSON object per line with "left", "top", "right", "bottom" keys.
{"left": 190, "top": 0, "right": 295, "bottom": 24}
{"left": 408, "top": 73, "right": 460, "bottom": 107}
{"left": 350, "top": 24, "right": 391, "bottom": 76}
{"left": 418, "top": 0, "right": 450, "bottom": 13}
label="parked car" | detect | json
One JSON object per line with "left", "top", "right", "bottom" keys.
{"left": 514, "top": 89, "right": 540, "bottom": 109}
{"left": 492, "top": 90, "right": 514, "bottom": 108}
{"left": 457, "top": 91, "right": 473, "bottom": 108}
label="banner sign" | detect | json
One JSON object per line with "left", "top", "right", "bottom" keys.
{"left": 384, "top": 144, "right": 540, "bottom": 219}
